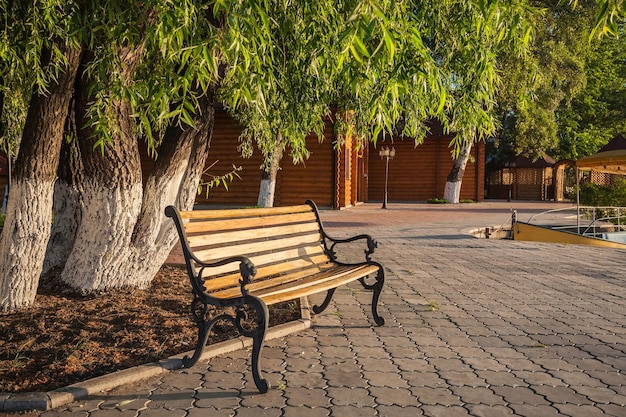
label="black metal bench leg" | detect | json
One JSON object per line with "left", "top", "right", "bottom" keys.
{"left": 358, "top": 267, "right": 385, "bottom": 326}
{"left": 239, "top": 296, "right": 270, "bottom": 393}
{"left": 312, "top": 288, "right": 336, "bottom": 314}
{"left": 182, "top": 319, "right": 211, "bottom": 368}
{"left": 370, "top": 268, "right": 385, "bottom": 326}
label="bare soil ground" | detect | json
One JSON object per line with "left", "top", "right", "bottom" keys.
{"left": 0, "top": 264, "right": 300, "bottom": 393}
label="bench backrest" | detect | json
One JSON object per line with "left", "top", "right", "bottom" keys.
{"left": 171, "top": 203, "right": 331, "bottom": 285}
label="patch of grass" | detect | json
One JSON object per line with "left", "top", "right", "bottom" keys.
{"left": 427, "top": 198, "right": 448, "bottom": 204}
{"left": 459, "top": 199, "right": 475, "bottom": 204}
{"left": 428, "top": 300, "right": 441, "bottom": 312}
{"left": 348, "top": 287, "right": 360, "bottom": 295}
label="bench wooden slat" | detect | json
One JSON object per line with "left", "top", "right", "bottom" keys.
{"left": 260, "top": 265, "right": 381, "bottom": 305}
{"left": 201, "top": 260, "right": 335, "bottom": 293}
{"left": 179, "top": 204, "right": 312, "bottom": 220}
{"left": 187, "top": 222, "right": 321, "bottom": 248}
{"left": 195, "top": 244, "right": 329, "bottom": 277}
{"left": 191, "top": 232, "right": 322, "bottom": 263}
{"left": 211, "top": 264, "right": 372, "bottom": 299}
{"left": 184, "top": 212, "right": 317, "bottom": 234}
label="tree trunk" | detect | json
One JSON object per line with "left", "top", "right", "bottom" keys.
{"left": 443, "top": 141, "right": 473, "bottom": 204}
{"left": 52, "top": 73, "right": 215, "bottom": 291}
{"left": 257, "top": 137, "right": 283, "bottom": 208}
{"left": 126, "top": 95, "right": 214, "bottom": 287}
{"left": 0, "top": 45, "right": 82, "bottom": 312}
{"left": 51, "top": 47, "right": 142, "bottom": 290}
{"left": 42, "top": 113, "right": 83, "bottom": 278}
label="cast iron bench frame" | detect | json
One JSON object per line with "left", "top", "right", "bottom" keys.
{"left": 165, "top": 200, "right": 385, "bottom": 393}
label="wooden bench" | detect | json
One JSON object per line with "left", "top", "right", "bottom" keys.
{"left": 165, "top": 200, "right": 385, "bottom": 392}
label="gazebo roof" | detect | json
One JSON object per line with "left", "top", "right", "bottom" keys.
{"left": 506, "top": 154, "right": 556, "bottom": 168}
{"left": 598, "top": 134, "right": 626, "bottom": 152}
{"left": 577, "top": 134, "right": 626, "bottom": 175}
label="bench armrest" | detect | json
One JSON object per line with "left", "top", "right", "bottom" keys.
{"left": 305, "top": 200, "right": 378, "bottom": 263}
{"left": 195, "top": 256, "right": 258, "bottom": 296}
{"left": 325, "top": 234, "right": 378, "bottom": 263}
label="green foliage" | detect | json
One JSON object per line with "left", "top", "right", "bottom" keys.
{"left": 197, "top": 163, "right": 243, "bottom": 198}
{"left": 492, "top": 2, "right": 625, "bottom": 164}
{"left": 590, "top": 0, "right": 626, "bottom": 37}
{"left": 556, "top": 24, "right": 626, "bottom": 160}
{"left": 0, "top": 0, "right": 537, "bottom": 172}
{"left": 427, "top": 198, "right": 448, "bottom": 204}
{"left": 493, "top": 1, "right": 597, "bottom": 162}
{"left": 579, "top": 178, "right": 626, "bottom": 207}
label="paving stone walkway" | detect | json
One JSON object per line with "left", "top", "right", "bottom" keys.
{"left": 39, "top": 202, "right": 626, "bottom": 417}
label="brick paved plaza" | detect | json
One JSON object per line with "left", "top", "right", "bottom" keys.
{"left": 15, "top": 202, "right": 626, "bottom": 416}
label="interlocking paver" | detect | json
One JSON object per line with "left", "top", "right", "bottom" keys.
{"left": 187, "top": 407, "right": 234, "bottom": 417}
{"left": 553, "top": 404, "right": 608, "bottom": 417}
{"left": 490, "top": 386, "right": 550, "bottom": 405}
{"left": 376, "top": 404, "right": 424, "bottom": 417}
{"left": 513, "top": 370, "right": 568, "bottom": 386}
{"left": 465, "top": 404, "right": 514, "bottom": 417}
{"left": 283, "top": 387, "right": 329, "bottom": 407}
{"left": 421, "top": 405, "right": 471, "bottom": 416}
{"left": 193, "top": 388, "right": 245, "bottom": 410}
{"left": 570, "top": 385, "right": 625, "bottom": 404}
{"left": 233, "top": 407, "right": 283, "bottom": 417}
{"left": 532, "top": 385, "right": 594, "bottom": 405}
{"left": 369, "top": 386, "right": 420, "bottom": 407}
{"left": 327, "top": 405, "right": 376, "bottom": 417}
{"left": 449, "top": 386, "right": 505, "bottom": 405}
{"left": 597, "top": 404, "right": 626, "bottom": 417}
{"left": 27, "top": 202, "right": 626, "bottom": 417}
{"left": 327, "top": 387, "right": 376, "bottom": 407}
{"left": 508, "top": 404, "right": 563, "bottom": 416}
{"left": 403, "top": 371, "right": 447, "bottom": 389}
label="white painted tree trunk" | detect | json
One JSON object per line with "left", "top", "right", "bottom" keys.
{"left": 58, "top": 181, "right": 144, "bottom": 290}
{"left": 0, "top": 180, "right": 55, "bottom": 310}
{"left": 52, "top": 95, "right": 213, "bottom": 292}
{"left": 257, "top": 178, "right": 277, "bottom": 208}
{"left": 42, "top": 181, "right": 82, "bottom": 277}
{"left": 443, "top": 181, "right": 463, "bottom": 204}
{"left": 257, "top": 139, "right": 283, "bottom": 208}
{"left": 0, "top": 45, "right": 81, "bottom": 311}
{"left": 443, "top": 142, "right": 473, "bottom": 204}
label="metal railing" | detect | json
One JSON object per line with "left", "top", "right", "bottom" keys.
{"left": 525, "top": 205, "right": 626, "bottom": 237}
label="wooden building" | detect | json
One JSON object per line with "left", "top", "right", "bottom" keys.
{"left": 367, "top": 138, "right": 484, "bottom": 203}
{"left": 199, "top": 109, "right": 485, "bottom": 208}
{"left": 486, "top": 155, "right": 555, "bottom": 201}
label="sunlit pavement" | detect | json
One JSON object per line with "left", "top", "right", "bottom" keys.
{"left": 40, "top": 201, "right": 626, "bottom": 417}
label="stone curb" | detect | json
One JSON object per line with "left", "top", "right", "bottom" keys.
{"left": 0, "top": 297, "right": 311, "bottom": 412}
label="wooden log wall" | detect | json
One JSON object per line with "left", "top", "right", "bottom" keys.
{"left": 198, "top": 109, "right": 335, "bottom": 207}
{"left": 367, "top": 138, "right": 485, "bottom": 202}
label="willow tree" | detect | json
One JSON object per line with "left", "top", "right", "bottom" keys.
{"left": 217, "top": 2, "right": 335, "bottom": 208}
{"left": 0, "top": 0, "right": 539, "bottom": 312}
{"left": 219, "top": 1, "right": 536, "bottom": 206}
{"left": 0, "top": 1, "right": 222, "bottom": 311}
{"left": 0, "top": 0, "right": 427, "bottom": 311}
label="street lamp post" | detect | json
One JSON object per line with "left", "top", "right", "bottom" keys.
{"left": 379, "top": 146, "right": 396, "bottom": 209}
